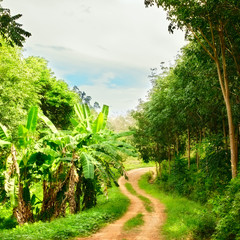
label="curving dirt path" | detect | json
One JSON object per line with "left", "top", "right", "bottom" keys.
{"left": 77, "top": 167, "right": 166, "bottom": 240}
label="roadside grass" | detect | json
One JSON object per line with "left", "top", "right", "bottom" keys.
{"left": 125, "top": 182, "right": 153, "bottom": 213}
{"left": 123, "top": 213, "right": 144, "bottom": 231}
{"left": 139, "top": 174, "right": 206, "bottom": 239}
{"left": 0, "top": 186, "right": 130, "bottom": 240}
{"left": 123, "top": 157, "right": 155, "bottom": 171}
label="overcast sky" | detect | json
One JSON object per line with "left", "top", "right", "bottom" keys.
{"left": 4, "top": 0, "right": 186, "bottom": 115}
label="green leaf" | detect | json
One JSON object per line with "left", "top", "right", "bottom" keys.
{"left": 38, "top": 111, "right": 58, "bottom": 134}
{"left": 31, "top": 194, "right": 36, "bottom": 205}
{"left": 26, "top": 106, "right": 38, "bottom": 132}
{"left": 93, "top": 112, "right": 104, "bottom": 133}
{"left": 70, "top": 118, "right": 79, "bottom": 127}
{"left": 101, "top": 105, "right": 109, "bottom": 129}
{"left": 80, "top": 152, "right": 94, "bottom": 179}
{"left": 0, "top": 123, "right": 9, "bottom": 141}
{"left": 74, "top": 103, "right": 91, "bottom": 130}
{"left": 0, "top": 139, "right": 11, "bottom": 146}
{"left": 18, "top": 125, "right": 28, "bottom": 147}
{"left": 9, "top": 178, "right": 17, "bottom": 207}
{"left": 115, "top": 131, "right": 134, "bottom": 138}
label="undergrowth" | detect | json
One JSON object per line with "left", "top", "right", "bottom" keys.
{"left": 0, "top": 186, "right": 129, "bottom": 240}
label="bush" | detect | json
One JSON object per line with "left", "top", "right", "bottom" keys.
{"left": 212, "top": 176, "right": 240, "bottom": 240}
{"left": 0, "top": 216, "right": 18, "bottom": 230}
{"left": 192, "top": 211, "right": 216, "bottom": 240}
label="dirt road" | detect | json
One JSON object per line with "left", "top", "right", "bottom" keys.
{"left": 77, "top": 167, "right": 166, "bottom": 240}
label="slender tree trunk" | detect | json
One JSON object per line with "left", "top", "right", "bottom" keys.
{"left": 235, "top": 125, "right": 239, "bottom": 164}
{"left": 155, "top": 161, "right": 159, "bottom": 177}
{"left": 156, "top": 143, "right": 162, "bottom": 178}
{"left": 187, "top": 128, "right": 191, "bottom": 169}
{"left": 215, "top": 27, "right": 238, "bottom": 178}
{"left": 196, "top": 133, "right": 199, "bottom": 170}
{"left": 223, "top": 118, "right": 228, "bottom": 150}
{"left": 158, "top": 160, "right": 162, "bottom": 178}
{"left": 168, "top": 145, "right": 171, "bottom": 174}
{"left": 176, "top": 134, "right": 179, "bottom": 155}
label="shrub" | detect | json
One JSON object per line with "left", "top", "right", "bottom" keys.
{"left": 212, "top": 176, "right": 240, "bottom": 240}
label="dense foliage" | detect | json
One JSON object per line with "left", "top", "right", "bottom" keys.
{"left": 0, "top": 36, "right": 135, "bottom": 228}
{"left": 145, "top": 0, "right": 240, "bottom": 179}
{"left": 131, "top": 1, "right": 240, "bottom": 238}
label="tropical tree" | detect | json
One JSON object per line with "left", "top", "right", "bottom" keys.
{"left": 0, "top": 103, "right": 135, "bottom": 224}
{"left": 145, "top": 0, "right": 240, "bottom": 178}
{"left": 0, "top": 106, "right": 40, "bottom": 224}
{"left": 0, "top": 0, "right": 31, "bottom": 46}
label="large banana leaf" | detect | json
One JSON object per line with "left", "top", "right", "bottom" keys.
{"left": 92, "top": 112, "right": 104, "bottom": 133}
{"left": 92, "top": 105, "right": 109, "bottom": 133}
{"left": 18, "top": 125, "right": 28, "bottom": 148}
{"left": 26, "top": 106, "right": 38, "bottom": 132}
{"left": 80, "top": 152, "right": 94, "bottom": 179}
{"left": 74, "top": 104, "right": 91, "bottom": 130}
{"left": 0, "top": 123, "right": 9, "bottom": 141}
{"left": 38, "top": 111, "right": 58, "bottom": 134}
{"left": 0, "top": 139, "right": 11, "bottom": 146}
{"left": 101, "top": 105, "right": 109, "bottom": 130}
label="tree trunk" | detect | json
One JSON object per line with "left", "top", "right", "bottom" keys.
{"left": 196, "top": 133, "right": 199, "bottom": 170}
{"left": 187, "top": 128, "right": 191, "bottom": 169}
{"left": 176, "top": 135, "right": 179, "bottom": 155}
{"left": 14, "top": 182, "right": 34, "bottom": 224}
{"left": 75, "top": 168, "right": 82, "bottom": 213}
{"left": 215, "top": 27, "right": 238, "bottom": 178}
{"left": 158, "top": 160, "right": 162, "bottom": 178}
{"left": 223, "top": 118, "right": 228, "bottom": 150}
{"left": 168, "top": 145, "right": 171, "bottom": 174}
{"left": 68, "top": 161, "right": 79, "bottom": 214}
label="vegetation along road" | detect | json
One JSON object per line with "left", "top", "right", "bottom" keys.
{"left": 77, "top": 167, "right": 166, "bottom": 240}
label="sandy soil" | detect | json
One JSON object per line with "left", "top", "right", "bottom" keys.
{"left": 77, "top": 167, "right": 166, "bottom": 240}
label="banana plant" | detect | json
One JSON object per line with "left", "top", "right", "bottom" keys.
{"left": 71, "top": 103, "right": 136, "bottom": 209}
{"left": 0, "top": 106, "right": 40, "bottom": 224}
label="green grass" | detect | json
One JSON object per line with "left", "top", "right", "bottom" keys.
{"left": 137, "top": 195, "right": 153, "bottom": 213}
{"left": 123, "top": 213, "right": 144, "bottom": 231}
{"left": 138, "top": 174, "right": 206, "bottom": 240}
{"left": 0, "top": 186, "right": 130, "bottom": 240}
{"left": 125, "top": 182, "right": 153, "bottom": 213}
{"left": 125, "top": 182, "right": 137, "bottom": 195}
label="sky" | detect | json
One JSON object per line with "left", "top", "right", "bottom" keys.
{"left": 4, "top": 0, "right": 186, "bottom": 116}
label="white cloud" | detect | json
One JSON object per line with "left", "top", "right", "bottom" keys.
{"left": 78, "top": 72, "right": 151, "bottom": 116}
{"left": 4, "top": 0, "right": 186, "bottom": 114}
